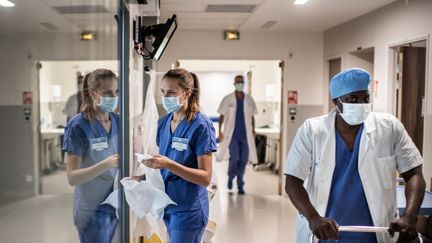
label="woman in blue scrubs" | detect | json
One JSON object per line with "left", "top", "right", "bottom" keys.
{"left": 142, "top": 68, "right": 217, "bottom": 243}
{"left": 62, "top": 69, "right": 119, "bottom": 243}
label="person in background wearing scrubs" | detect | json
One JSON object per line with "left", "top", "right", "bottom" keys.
{"left": 284, "top": 68, "right": 425, "bottom": 243}
{"left": 61, "top": 73, "right": 84, "bottom": 162}
{"left": 64, "top": 72, "right": 84, "bottom": 123}
{"left": 63, "top": 69, "right": 119, "bottom": 243}
{"left": 141, "top": 68, "right": 217, "bottom": 243}
{"left": 217, "top": 75, "right": 258, "bottom": 194}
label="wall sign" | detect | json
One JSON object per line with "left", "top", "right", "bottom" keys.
{"left": 23, "top": 91, "right": 32, "bottom": 105}
{"left": 288, "top": 91, "right": 298, "bottom": 104}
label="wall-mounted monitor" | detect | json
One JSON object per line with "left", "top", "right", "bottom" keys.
{"left": 152, "top": 15, "right": 177, "bottom": 61}
{"left": 135, "top": 14, "right": 177, "bottom": 61}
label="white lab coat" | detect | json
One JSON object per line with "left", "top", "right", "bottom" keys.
{"left": 216, "top": 93, "right": 258, "bottom": 164}
{"left": 284, "top": 109, "right": 423, "bottom": 243}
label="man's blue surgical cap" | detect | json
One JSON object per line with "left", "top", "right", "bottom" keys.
{"left": 329, "top": 68, "right": 371, "bottom": 99}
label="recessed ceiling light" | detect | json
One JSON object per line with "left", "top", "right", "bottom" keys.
{"left": 0, "top": 0, "right": 15, "bottom": 7}
{"left": 294, "top": 0, "right": 309, "bottom": 5}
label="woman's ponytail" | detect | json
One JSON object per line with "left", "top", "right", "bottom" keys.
{"left": 186, "top": 72, "right": 200, "bottom": 122}
{"left": 81, "top": 73, "right": 95, "bottom": 121}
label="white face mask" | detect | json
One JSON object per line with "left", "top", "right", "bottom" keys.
{"left": 234, "top": 83, "right": 244, "bottom": 92}
{"left": 336, "top": 98, "right": 371, "bottom": 126}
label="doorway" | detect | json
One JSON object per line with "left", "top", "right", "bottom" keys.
{"left": 328, "top": 58, "right": 341, "bottom": 111}
{"left": 179, "top": 59, "right": 284, "bottom": 195}
{"left": 393, "top": 40, "right": 427, "bottom": 154}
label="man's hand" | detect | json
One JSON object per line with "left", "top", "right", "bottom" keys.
{"left": 389, "top": 215, "right": 418, "bottom": 243}
{"left": 309, "top": 216, "right": 339, "bottom": 240}
{"left": 218, "top": 132, "right": 224, "bottom": 143}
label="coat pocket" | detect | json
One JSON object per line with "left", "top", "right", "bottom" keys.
{"left": 377, "top": 155, "right": 397, "bottom": 189}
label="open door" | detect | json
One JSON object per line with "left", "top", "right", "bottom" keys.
{"left": 395, "top": 44, "right": 426, "bottom": 154}
{"left": 328, "top": 58, "right": 341, "bottom": 111}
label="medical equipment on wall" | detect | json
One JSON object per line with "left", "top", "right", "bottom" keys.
{"left": 133, "top": 15, "right": 177, "bottom": 60}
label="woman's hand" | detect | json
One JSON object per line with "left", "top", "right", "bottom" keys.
{"left": 103, "top": 154, "right": 119, "bottom": 169}
{"left": 218, "top": 132, "right": 224, "bottom": 143}
{"left": 142, "top": 154, "right": 173, "bottom": 169}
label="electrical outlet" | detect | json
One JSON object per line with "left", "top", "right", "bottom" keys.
{"left": 25, "top": 175, "right": 33, "bottom": 182}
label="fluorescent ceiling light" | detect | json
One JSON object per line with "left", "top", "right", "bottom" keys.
{"left": 0, "top": 0, "right": 15, "bottom": 7}
{"left": 294, "top": 0, "right": 309, "bottom": 5}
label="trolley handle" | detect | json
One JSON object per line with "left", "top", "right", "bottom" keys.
{"left": 308, "top": 226, "right": 423, "bottom": 243}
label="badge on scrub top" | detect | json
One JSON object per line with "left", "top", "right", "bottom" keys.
{"left": 90, "top": 137, "right": 109, "bottom": 151}
{"left": 172, "top": 137, "right": 188, "bottom": 151}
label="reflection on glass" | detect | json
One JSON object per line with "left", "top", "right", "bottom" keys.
{"left": 0, "top": 0, "right": 119, "bottom": 242}
{"left": 63, "top": 69, "right": 119, "bottom": 243}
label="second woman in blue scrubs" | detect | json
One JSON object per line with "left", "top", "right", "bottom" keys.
{"left": 63, "top": 69, "right": 119, "bottom": 243}
{"left": 142, "top": 68, "right": 217, "bottom": 243}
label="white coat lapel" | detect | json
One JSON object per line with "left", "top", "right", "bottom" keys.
{"left": 358, "top": 113, "right": 376, "bottom": 170}
{"left": 315, "top": 109, "right": 337, "bottom": 215}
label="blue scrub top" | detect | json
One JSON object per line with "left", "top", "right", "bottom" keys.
{"left": 62, "top": 112, "right": 118, "bottom": 227}
{"left": 321, "top": 125, "right": 377, "bottom": 243}
{"left": 156, "top": 112, "right": 217, "bottom": 228}
{"left": 232, "top": 96, "right": 247, "bottom": 140}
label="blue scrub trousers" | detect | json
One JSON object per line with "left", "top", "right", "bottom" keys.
{"left": 76, "top": 204, "right": 118, "bottom": 243}
{"left": 164, "top": 212, "right": 206, "bottom": 243}
{"left": 228, "top": 138, "right": 249, "bottom": 189}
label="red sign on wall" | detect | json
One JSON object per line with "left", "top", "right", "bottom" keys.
{"left": 23, "top": 91, "right": 33, "bottom": 105}
{"left": 288, "top": 91, "right": 298, "bottom": 104}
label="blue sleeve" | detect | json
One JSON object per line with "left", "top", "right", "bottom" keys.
{"left": 62, "top": 123, "right": 87, "bottom": 156}
{"left": 192, "top": 121, "right": 217, "bottom": 156}
{"left": 156, "top": 116, "right": 165, "bottom": 147}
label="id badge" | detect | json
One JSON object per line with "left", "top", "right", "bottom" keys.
{"left": 90, "top": 137, "right": 109, "bottom": 151}
{"left": 172, "top": 137, "right": 188, "bottom": 151}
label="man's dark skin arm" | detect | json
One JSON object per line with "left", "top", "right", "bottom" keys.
{"left": 389, "top": 165, "right": 425, "bottom": 243}
{"left": 285, "top": 175, "right": 339, "bottom": 240}
{"left": 218, "top": 115, "right": 225, "bottom": 142}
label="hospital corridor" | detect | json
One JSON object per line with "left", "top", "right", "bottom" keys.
{"left": 1, "top": 0, "right": 432, "bottom": 243}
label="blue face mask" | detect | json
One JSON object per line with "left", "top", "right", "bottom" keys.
{"left": 97, "top": 95, "right": 118, "bottom": 113}
{"left": 162, "top": 95, "right": 183, "bottom": 113}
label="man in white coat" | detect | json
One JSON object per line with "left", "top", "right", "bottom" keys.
{"left": 284, "top": 68, "right": 425, "bottom": 243}
{"left": 217, "top": 75, "right": 258, "bottom": 194}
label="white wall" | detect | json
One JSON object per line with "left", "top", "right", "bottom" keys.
{"left": 189, "top": 71, "right": 243, "bottom": 117}
{"left": 158, "top": 30, "right": 323, "bottom": 105}
{"left": 180, "top": 60, "right": 282, "bottom": 130}
{"left": 323, "top": 0, "right": 432, "bottom": 189}
{"left": 156, "top": 30, "right": 324, "bottom": 165}
{"left": 180, "top": 60, "right": 281, "bottom": 102}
